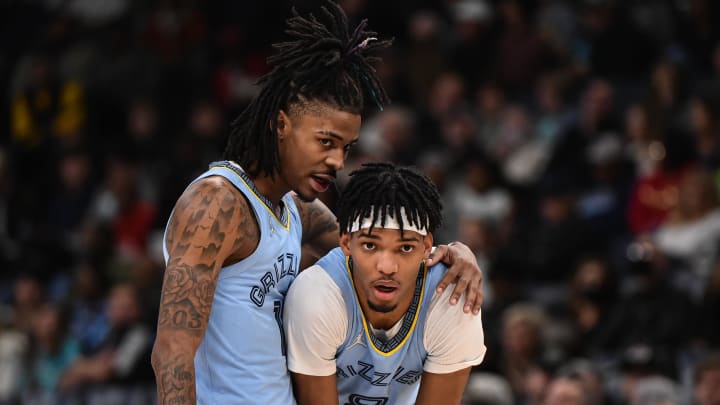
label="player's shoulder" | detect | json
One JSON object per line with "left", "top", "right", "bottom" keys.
{"left": 424, "top": 281, "right": 483, "bottom": 338}
{"left": 426, "top": 279, "right": 478, "bottom": 321}
{"left": 289, "top": 193, "right": 334, "bottom": 223}
{"left": 425, "top": 261, "right": 449, "bottom": 291}
{"left": 288, "top": 264, "right": 345, "bottom": 312}
{"left": 427, "top": 261, "right": 449, "bottom": 273}
{"left": 178, "top": 176, "right": 256, "bottom": 233}
{"left": 169, "top": 175, "right": 259, "bottom": 258}
{"left": 428, "top": 280, "right": 457, "bottom": 309}
{"left": 178, "top": 175, "right": 249, "bottom": 213}
{"left": 294, "top": 264, "right": 326, "bottom": 283}
{"left": 294, "top": 263, "right": 341, "bottom": 292}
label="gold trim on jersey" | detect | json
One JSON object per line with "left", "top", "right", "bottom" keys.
{"left": 209, "top": 164, "right": 291, "bottom": 231}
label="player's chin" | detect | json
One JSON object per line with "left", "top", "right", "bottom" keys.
{"left": 294, "top": 188, "right": 318, "bottom": 203}
{"left": 368, "top": 299, "right": 397, "bottom": 314}
{"left": 294, "top": 179, "right": 326, "bottom": 202}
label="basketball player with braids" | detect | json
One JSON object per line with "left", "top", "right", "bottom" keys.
{"left": 285, "top": 163, "right": 486, "bottom": 405}
{"left": 151, "top": 2, "right": 483, "bottom": 405}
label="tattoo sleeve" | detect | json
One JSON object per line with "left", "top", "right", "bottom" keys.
{"left": 295, "top": 197, "right": 340, "bottom": 268}
{"left": 152, "top": 178, "right": 257, "bottom": 405}
{"left": 297, "top": 197, "right": 339, "bottom": 244}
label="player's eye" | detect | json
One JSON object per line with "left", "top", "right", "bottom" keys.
{"left": 400, "top": 245, "right": 415, "bottom": 253}
{"left": 361, "top": 242, "right": 376, "bottom": 251}
{"left": 320, "top": 138, "right": 333, "bottom": 147}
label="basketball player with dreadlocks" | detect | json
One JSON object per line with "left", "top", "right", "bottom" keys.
{"left": 284, "top": 163, "right": 486, "bottom": 405}
{"left": 151, "top": 2, "right": 482, "bottom": 405}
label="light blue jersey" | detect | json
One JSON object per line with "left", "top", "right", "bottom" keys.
{"left": 317, "top": 248, "right": 447, "bottom": 405}
{"left": 163, "top": 161, "right": 302, "bottom": 404}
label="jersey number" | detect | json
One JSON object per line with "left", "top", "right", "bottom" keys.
{"left": 274, "top": 300, "right": 287, "bottom": 355}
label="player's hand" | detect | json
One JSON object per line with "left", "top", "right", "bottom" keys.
{"left": 426, "top": 242, "right": 483, "bottom": 315}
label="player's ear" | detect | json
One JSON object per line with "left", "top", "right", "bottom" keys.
{"left": 340, "top": 233, "right": 352, "bottom": 256}
{"left": 423, "top": 233, "right": 434, "bottom": 259}
{"left": 275, "top": 110, "right": 291, "bottom": 140}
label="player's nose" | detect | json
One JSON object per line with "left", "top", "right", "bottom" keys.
{"left": 326, "top": 148, "right": 344, "bottom": 171}
{"left": 376, "top": 252, "right": 398, "bottom": 275}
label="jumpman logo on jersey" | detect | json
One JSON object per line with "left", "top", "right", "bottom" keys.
{"left": 346, "top": 332, "right": 367, "bottom": 350}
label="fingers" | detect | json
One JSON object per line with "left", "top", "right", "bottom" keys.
{"left": 435, "top": 257, "right": 459, "bottom": 295}
{"left": 427, "top": 244, "right": 449, "bottom": 267}
{"left": 451, "top": 271, "right": 471, "bottom": 308}
{"left": 462, "top": 278, "right": 477, "bottom": 313}
{"left": 466, "top": 271, "right": 483, "bottom": 315}
{"left": 431, "top": 242, "right": 483, "bottom": 314}
{"left": 450, "top": 270, "right": 483, "bottom": 314}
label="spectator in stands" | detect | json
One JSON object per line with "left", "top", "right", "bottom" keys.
{"left": 462, "top": 372, "right": 514, "bottom": 405}
{"left": 11, "top": 275, "right": 44, "bottom": 336}
{"left": 68, "top": 263, "right": 109, "bottom": 355}
{"left": 626, "top": 135, "right": 694, "bottom": 235}
{"left": 543, "top": 374, "right": 591, "bottom": 405}
{"left": 449, "top": 156, "right": 512, "bottom": 229}
{"left": 631, "top": 376, "right": 682, "bottom": 405}
{"left": 357, "top": 106, "right": 417, "bottom": 164}
{"left": 646, "top": 59, "right": 686, "bottom": 133}
{"left": 687, "top": 95, "right": 720, "bottom": 170}
{"left": 546, "top": 79, "right": 619, "bottom": 188}
{"left": 555, "top": 359, "right": 610, "bottom": 405}
{"left": 497, "top": 303, "right": 547, "bottom": 400}
{"left": 24, "top": 304, "right": 79, "bottom": 402}
{"left": 475, "top": 81, "right": 509, "bottom": 154}
{"left": 693, "top": 355, "right": 720, "bottom": 405}
{"left": 577, "top": 133, "right": 633, "bottom": 244}
{"left": 604, "top": 243, "right": 697, "bottom": 362}
{"left": 566, "top": 256, "right": 619, "bottom": 357}
{"left": 47, "top": 147, "right": 96, "bottom": 251}
{"left": 0, "top": 306, "right": 27, "bottom": 404}
{"left": 59, "top": 284, "right": 153, "bottom": 395}
{"left": 88, "top": 154, "right": 157, "bottom": 260}
{"left": 653, "top": 167, "right": 720, "bottom": 299}
{"left": 697, "top": 264, "right": 720, "bottom": 348}
{"left": 624, "top": 103, "right": 664, "bottom": 177}
{"left": 526, "top": 173, "right": 592, "bottom": 290}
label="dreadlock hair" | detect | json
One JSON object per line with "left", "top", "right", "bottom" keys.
{"left": 337, "top": 162, "right": 443, "bottom": 236}
{"left": 223, "top": 1, "right": 392, "bottom": 179}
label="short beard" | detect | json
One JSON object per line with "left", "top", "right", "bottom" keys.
{"left": 294, "top": 192, "right": 316, "bottom": 203}
{"left": 368, "top": 300, "right": 396, "bottom": 313}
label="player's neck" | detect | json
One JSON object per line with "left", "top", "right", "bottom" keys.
{"left": 366, "top": 313, "right": 403, "bottom": 331}
{"left": 361, "top": 294, "right": 414, "bottom": 331}
{"left": 250, "top": 174, "right": 290, "bottom": 212}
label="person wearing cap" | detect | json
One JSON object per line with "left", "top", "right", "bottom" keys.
{"left": 284, "top": 163, "right": 486, "bottom": 405}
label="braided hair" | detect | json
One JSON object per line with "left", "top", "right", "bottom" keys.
{"left": 337, "top": 163, "right": 443, "bottom": 236}
{"left": 223, "top": 1, "right": 391, "bottom": 179}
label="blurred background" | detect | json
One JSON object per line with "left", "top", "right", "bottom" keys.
{"left": 1, "top": 0, "right": 720, "bottom": 404}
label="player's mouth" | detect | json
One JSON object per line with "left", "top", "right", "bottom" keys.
{"left": 309, "top": 174, "right": 333, "bottom": 193}
{"left": 373, "top": 283, "right": 398, "bottom": 301}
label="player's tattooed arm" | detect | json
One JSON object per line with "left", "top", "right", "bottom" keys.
{"left": 292, "top": 194, "right": 340, "bottom": 270}
{"left": 152, "top": 176, "right": 258, "bottom": 405}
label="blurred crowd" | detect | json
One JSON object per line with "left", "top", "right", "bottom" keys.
{"left": 1, "top": 0, "right": 720, "bottom": 404}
